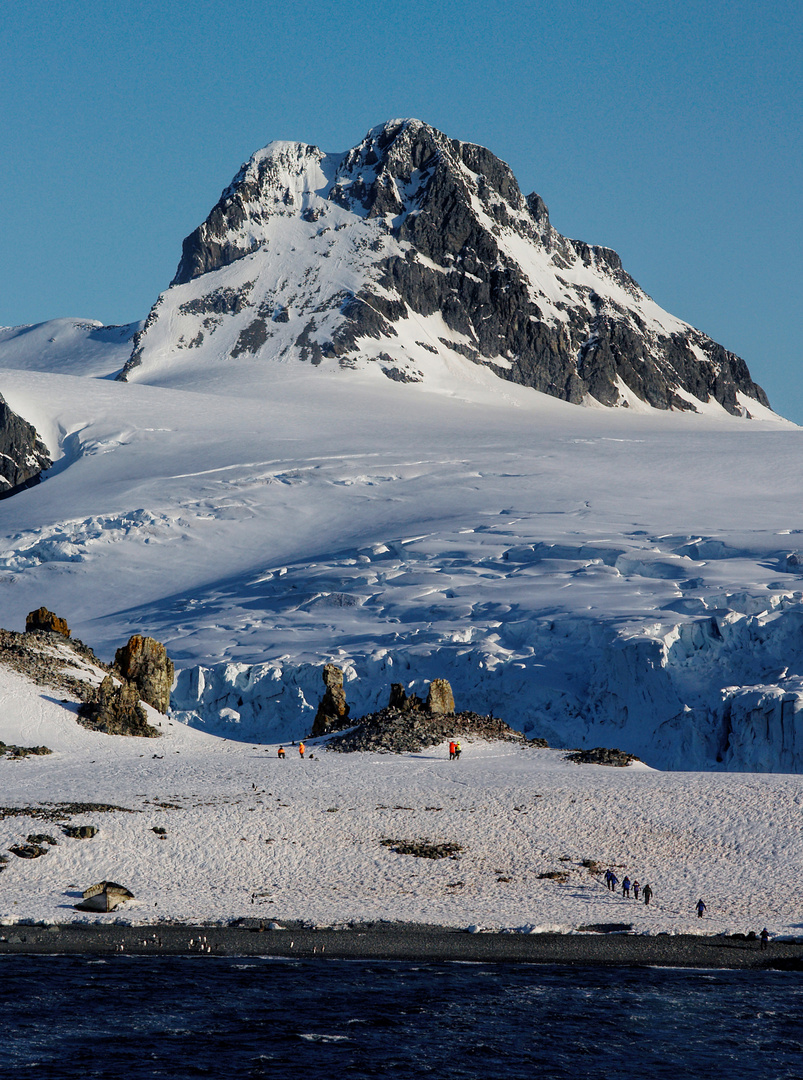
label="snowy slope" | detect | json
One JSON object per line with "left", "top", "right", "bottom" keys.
{"left": 0, "top": 352, "right": 798, "bottom": 773}
{"left": 0, "top": 120, "right": 796, "bottom": 776}
{"left": 2, "top": 665, "right": 802, "bottom": 935}
{"left": 0, "top": 320, "right": 140, "bottom": 379}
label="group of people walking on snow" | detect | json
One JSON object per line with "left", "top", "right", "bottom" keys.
{"left": 604, "top": 870, "right": 765, "bottom": 928}
{"left": 605, "top": 870, "right": 652, "bottom": 905}
{"left": 277, "top": 741, "right": 306, "bottom": 759}
{"left": 605, "top": 869, "right": 707, "bottom": 918}
{"left": 448, "top": 741, "right": 462, "bottom": 760}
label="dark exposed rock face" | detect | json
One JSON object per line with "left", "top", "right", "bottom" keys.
{"left": 0, "top": 394, "right": 51, "bottom": 498}
{"left": 26, "top": 608, "right": 70, "bottom": 638}
{"left": 9, "top": 843, "right": 48, "bottom": 859}
{"left": 114, "top": 635, "right": 174, "bottom": 714}
{"left": 63, "top": 825, "right": 98, "bottom": 839}
{"left": 311, "top": 663, "right": 350, "bottom": 737}
{"left": 0, "top": 741, "right": 52, "bottom": 759}
{"left": 121, "top": 120, "right": 770, "bottom": 416}
{"left": 78, "top": 674, "right": 160, "bottom": 738}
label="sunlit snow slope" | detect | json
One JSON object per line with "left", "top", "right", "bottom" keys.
{"left": 0, "top": 119, "right": 796, "bottom": 772}
{"left": 0, "top": 342, "right": 799, "bottom": 772}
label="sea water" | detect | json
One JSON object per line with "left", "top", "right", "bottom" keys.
{"left": 1, "top": 957, "right": 801, "bottom": 1078}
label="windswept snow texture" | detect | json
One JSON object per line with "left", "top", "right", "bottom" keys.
{"left": 2, "top": 678, "right": 803, "bottom": 934}
{"left": 0, "top": 319, "right": 140, "bottom": 379}
{"left": 120, "top": 120, "right": 768, "bottom": 417}
{"left": 0, "top": 330, "right": 799, "bottom": 772}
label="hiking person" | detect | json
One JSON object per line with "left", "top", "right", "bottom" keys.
{"left": 454, "top": 741, "right": 462, "bottom": 759}
{"left": 277, "top": 746, "right": 285, "bottom": 759}
{"left": 642, "top": 884, "right": 652, "bottom": 905}
{"left": 632, "top": 880, "right": 640, "bottom": 901}
{"left": 622, "top": 876, "right": 631, "bottom": 898}
{"left": 760, "top": 928, "right": 770, "bottom": 950}
{"left": 449, "top": 741, "right": 456, "bottom": 760}
{"left": 299, "top": 741, "right": 306, "bottom": 758}
{"left": 696, "top": 898, "right": 707, "bottom": 918}
{"left": 604, "top": 870, "right": 613, "bottom": 890}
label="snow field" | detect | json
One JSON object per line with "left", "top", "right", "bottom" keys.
{"left": 1, "top": 670, "right": 802, "bottom": 935}
{"left": 0, "top": 360, "right": 801, "bottom": 770}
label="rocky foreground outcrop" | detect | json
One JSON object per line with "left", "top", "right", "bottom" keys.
{"left": 1, "top": 614, "right": 171, "bottom": 737}
{"left": 114, "top": 634, "right": 174, "bottom": 714}
{"left": 327, "top": 705, "right": 542, "bottom": 754}
{"left": 78, "top": 675, "right": 157, "bottom": 738}
{"left": 0, "top": 625, "right": 106, "bottom": 701}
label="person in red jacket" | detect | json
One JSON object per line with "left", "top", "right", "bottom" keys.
{"left": 449, "top": 741, "right": 456, "bottom": 760}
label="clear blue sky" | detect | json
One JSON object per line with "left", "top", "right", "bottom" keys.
{"left": 2, "top": 0, "right": 800, "bottom": 417}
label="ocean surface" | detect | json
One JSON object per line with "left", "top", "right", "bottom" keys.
{"left": 2, "top": 956, "right": 801, "bottom": 1078}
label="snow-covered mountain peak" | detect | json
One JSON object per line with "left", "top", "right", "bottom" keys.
{"left": 121, "top": 120, "right": 770, "bottom": 418}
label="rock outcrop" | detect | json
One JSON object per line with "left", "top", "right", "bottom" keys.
{"left": 328, "top": 705, "right": 539, "bottom": 754}
{"left": 25, "top": 607, "right": 70, "bottom": 638}
{"left": 565, "top": 747, "right": 638, "bottom": 767}
{"left": 78, "top": 674, "right": 159, "bottom": 738}
{"left": 426, "top": 679, "right": 455, "bottom": 715}
{"left": 114, "top": 635, "right": 174, "bottom": 714}
{"left": 0, "top": 393, "right": 51, "bottom": 498}
{"left": 121, "top": 119, "right": 770, "bottom": 417}
{"left": 0, "top": 625, "right": 108, "bottom": 703}
{"left": 311, "top": 663, "right": 350, "bottom": 737}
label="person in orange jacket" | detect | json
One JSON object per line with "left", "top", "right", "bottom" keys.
{"left": 449, "top": 741, "right": 456, "bottom": 760}
{"left": 278, "top": 746, "right": 286, "bottom": 759}
{"left": 299, "top": 741, "right": 306, "bottom": 758}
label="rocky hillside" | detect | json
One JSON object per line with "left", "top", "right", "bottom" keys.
{"left": 120, "top": 118, "right": 768, "bottom": 415}
{"left": 0, "top": 617, "right": 171, "bottom": 739}
{"left": 0, "top": 393, "right": 51, "bottom": 498}
{"left": 327, "top": 706, "right": 540, "bottom": 754}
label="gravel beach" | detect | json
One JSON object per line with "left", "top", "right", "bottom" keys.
{"left": 1, "top": 922, "right": 801, "bottom": 968}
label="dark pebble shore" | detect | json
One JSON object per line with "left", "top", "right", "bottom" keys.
{"left": 1, "top": 922, "right": 802, "bottom": 969}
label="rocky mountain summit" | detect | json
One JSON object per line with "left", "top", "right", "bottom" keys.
{"left": 0, "top": 393, "right": 51, "bottom": 498}
{"left": 120, "top": 118, "right": 768, "bottom": 415}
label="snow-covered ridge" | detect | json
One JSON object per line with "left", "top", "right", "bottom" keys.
{"left": 119, "top": 119, "right": 769, "bottom": 417}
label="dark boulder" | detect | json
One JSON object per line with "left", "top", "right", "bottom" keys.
{"left": 63, "top": 825, "right": 98, "bottom": 839}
